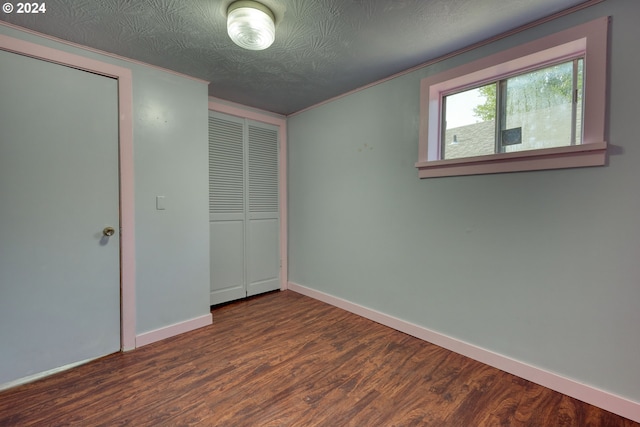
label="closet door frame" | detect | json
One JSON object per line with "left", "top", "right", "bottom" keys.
{"left": 208, "top": 98, "right": 288, "bottom": 292}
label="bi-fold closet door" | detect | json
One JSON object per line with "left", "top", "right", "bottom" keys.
{"left": 208, "top": 111, "right": 281, "bottom": 305}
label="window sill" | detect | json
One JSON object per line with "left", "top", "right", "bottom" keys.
{"left": 415, "top": 141, "right": 607, "bottom": 178}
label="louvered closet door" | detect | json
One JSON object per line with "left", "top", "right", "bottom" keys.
{"left": 208, "top": 113, "right": 281, "bottom": 305}
{"left": 209, "top": 113, "right": 247, "bottom": 305}
{"left": 246, "top": 121, "right": 280, "bottom": 296}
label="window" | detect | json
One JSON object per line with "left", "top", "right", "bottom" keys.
{"left": 441, "top": 59, "right": 583, "bottom": 159}
{"left": 416, "top": 17, "right": 608, "bottom": 178}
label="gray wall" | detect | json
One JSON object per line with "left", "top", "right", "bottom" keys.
{"left": 288, "top": 0, "right": 640, "bottom": 402}
{"left": 0, "top": 25, "right": 211, "bottom": 336}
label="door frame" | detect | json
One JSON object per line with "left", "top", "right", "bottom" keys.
{"left": 0, "top": 34, "right": 136, "bottom": 350}
{"left": 208, "top": 98, "right": 288, "bottom": 291}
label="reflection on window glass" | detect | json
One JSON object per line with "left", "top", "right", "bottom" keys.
{"left": 502, "top": 61, "right": 577, "bottom": 153}
{"left": 575, "top": 58, "right": 584, "bottom": 145}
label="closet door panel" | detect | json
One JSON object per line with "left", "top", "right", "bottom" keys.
{"left": 247, "top": 217, "right": 280, "bottom": 296}
{"left": 246, "top": 122, "right": 280, "bottom": 296}
{"left": 209, "top": 219, "right": 245, "bottom": 305}
{"left": 209, "top": 113, "right": 246, "bottom": 305}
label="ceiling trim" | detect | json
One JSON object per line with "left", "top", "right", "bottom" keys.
{"left": 208, "top": 96, "right": 286, "bottom": 122}
{"left": 0, "top": 20, "right": 210, "bottom": 85}
{"left": 289, "top": 0, "right": 605, "bottom": 117}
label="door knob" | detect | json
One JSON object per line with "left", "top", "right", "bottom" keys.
{"left": 103, "top": 226, "right": 115, "bottom": 237}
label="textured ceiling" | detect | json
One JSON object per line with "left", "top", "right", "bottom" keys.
{"left": 1, "top": 0, "right": 591, "bottom": 115}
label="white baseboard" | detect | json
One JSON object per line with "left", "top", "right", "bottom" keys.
{"left": 135, "top": 313, "right": 213, "bottom": 348}
{"left": 288, "top": 282, "right": 640, "bottom": 423}
{"left": 0, "top": 357, "right": 100, "bottom": 392}
{"left": 1, "top": 314, "right": 213, "bottom": 391}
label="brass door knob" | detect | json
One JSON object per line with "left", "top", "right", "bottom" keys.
{"left": 103, "top": 227, "right": 115, "bottom": 237}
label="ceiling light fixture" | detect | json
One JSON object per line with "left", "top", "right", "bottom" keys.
{"left": 227, "top": 1, "right": 275, "bottom": 51}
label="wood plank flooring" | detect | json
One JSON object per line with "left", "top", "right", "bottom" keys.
{"left": 0, "top": 290, "right": 637, "bottom": 426}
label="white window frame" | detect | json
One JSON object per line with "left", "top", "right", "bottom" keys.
{"left": 416, "top": 17, "right": 609, "bottom": 178}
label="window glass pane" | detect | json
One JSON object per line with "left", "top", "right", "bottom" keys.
{"left": 442, "top": 84, "right": 496, "bottom": 160}
{"left": 502, "top": 61, "right": 576, "bottom": 153}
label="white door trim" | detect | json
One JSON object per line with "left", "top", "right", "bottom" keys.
{"left": 0, "top": 34, "right": 136, "bottom": 350}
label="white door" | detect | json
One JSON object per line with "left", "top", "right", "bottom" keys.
{"left": 208, "top": 112, "right": 280, "bottom": 305}
{"left": 0, "top": 50, "right": 121, "bottom": 386}
{"left": 246, "top": 122, "right": 281, "bottom": 297}
{"left": 208, "top": 114, "right": 247, "bottom": 304}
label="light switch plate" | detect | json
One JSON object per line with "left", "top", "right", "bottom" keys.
{"left": 156, "top": 196, "right": 165, "bottom": 210}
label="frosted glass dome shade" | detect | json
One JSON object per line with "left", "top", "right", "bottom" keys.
{"left": 227, "top": 1, "right": 275, "bottom": 51}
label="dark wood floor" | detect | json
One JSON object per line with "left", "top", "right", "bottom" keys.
{"left": 0, "top": 290, "right": 637, "bottom": 426}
